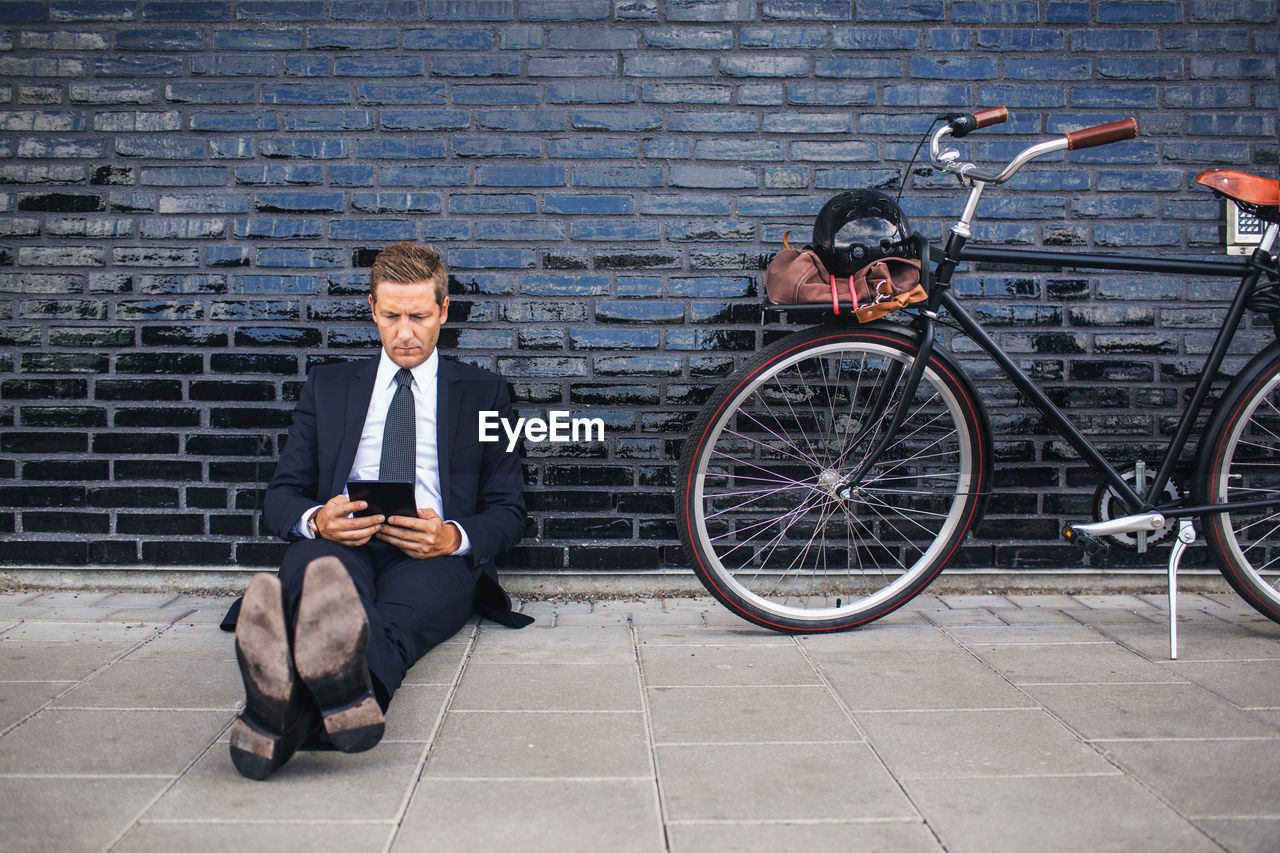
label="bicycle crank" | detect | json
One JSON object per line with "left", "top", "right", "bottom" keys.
{"left": 1091, "top": 462, "right": 1180, "bottom": 552}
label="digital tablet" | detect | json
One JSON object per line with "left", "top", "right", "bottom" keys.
{"left": 347, "top": 480, "right": 417, "bottom": 520}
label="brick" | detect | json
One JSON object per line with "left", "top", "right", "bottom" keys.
{"left": 815, "top": 57, "right": 903, "bottom": 78}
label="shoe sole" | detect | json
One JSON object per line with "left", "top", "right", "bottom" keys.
{"left": 294, "top": 557, "right": 385, "bottom": 753}
{"left": 231, "top": 573, "right": 297, "bottom": 780}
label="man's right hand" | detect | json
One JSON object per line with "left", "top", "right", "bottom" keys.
{"left": 311, "top": 495, "right": 384, "bottom": 546}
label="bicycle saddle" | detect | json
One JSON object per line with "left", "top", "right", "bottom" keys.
{"left": 1194, "top": 169, "right": 1280, "bottom": 221}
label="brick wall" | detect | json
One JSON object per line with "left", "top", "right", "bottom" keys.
{"left": 0, "top": 0, "right": 1275, "bottom": 575}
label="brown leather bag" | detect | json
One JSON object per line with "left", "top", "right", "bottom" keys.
{"left": 765, "top": 231, "right": 927, "bottom": 322}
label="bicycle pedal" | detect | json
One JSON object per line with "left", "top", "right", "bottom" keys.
{"left": 1063, "top": 525, "right": 1110, "bottom": 554}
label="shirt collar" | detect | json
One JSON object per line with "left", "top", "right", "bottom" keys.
{"left": 376, "top": 347, "right": 438, "bottom": 392}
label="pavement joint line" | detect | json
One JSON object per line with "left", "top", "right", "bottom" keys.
{"left": 415, "top": 776, "right": 658, "bottom": 782}
{"left": 627, "top": 621, "right": 675, "bottom": 853}
{"left": 382, "top": 622, "right": 479, "bottom": 853}
{"left": 663, "top": 817, "right": 925, "bottom": 826}
{"left": 0, "top": 773, "right": 176, "bottom": 779}
{"left": 44, "top": 706, "right": 240, "bottom": 712}
{"left": 656, "top": 740, "right": 865, "bottom": 747}
{"left": 137, "top": 818, "right": 399, "bottom": 825}
{"left": 1012, "top": 681, "right": 1190, "bottom": 687}
{"left": 1088, "top": 736, "right": 1280, "bottom": 743}
{"left": 444, "top": 709, "right": 645, "bottom": 714}
{"left": 852, "top": 707, "right": 1051, "bottom": 714}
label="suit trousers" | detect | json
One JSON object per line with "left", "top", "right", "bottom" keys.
{"left": 278, "top": 537, "right": 477, "bottom": 705}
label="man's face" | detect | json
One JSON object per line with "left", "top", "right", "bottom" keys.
{"left": 368, "top": 279, "right": 449, "bottom": 369}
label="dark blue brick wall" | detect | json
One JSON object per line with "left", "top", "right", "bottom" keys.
{"left": 0, "top": 0, "right": 1275, "bottom": 574}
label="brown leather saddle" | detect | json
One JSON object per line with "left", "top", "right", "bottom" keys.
{"left": 1195, "top": 169, "right": 1280, "bottom": 223}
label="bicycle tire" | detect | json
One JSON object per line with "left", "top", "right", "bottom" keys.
{"left": 677, "top": 323, "right": 991, "bottom": 632}
{"left": 1198, "top": 342, "right": 1280, "bottom": 623}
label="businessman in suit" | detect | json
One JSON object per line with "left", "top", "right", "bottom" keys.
{"left": 229, "top": 242, "right": 528, "bottom": 780}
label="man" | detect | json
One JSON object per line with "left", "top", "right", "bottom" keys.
{"left": 226, "top": 242, "right": 529, "bottom": 780}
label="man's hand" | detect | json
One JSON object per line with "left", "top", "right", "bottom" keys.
{"left": 312, "top": 494, "right": 383, "bottom": 547}
{"left": 376, "top": 508, "right": 461, "bottom": 559}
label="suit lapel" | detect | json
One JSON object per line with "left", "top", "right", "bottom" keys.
{"left": 334, "top": 355, "right": 379, "bottom": 497}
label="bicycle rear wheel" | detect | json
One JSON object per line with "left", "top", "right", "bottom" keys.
{"left": 677, "top": 324, "right": 991, "bottom": 632}
{"left": 1200, "top": 345, "right": 1280, "bottom": 623}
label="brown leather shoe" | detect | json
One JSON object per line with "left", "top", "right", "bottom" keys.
{"left": 230, "top": 573, "right": 312, "bottom": 780}
{"left": 293, "top": 556, "right": 385, "bottom": 753}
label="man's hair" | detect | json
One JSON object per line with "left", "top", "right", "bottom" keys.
{"left": 369, "top": 242, "right": 447, "bottom": 304}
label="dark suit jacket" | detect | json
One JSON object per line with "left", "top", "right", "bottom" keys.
{"left": 224, "top": 352, "right": 530, "bottom": 630}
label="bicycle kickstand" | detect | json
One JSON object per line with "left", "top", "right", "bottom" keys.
{"left": 1166, "top": 518, "right": 1196, "bottom": 660}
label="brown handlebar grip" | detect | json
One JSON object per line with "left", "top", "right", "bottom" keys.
{"left": 972, "top": 107, "right": 1009, "bottom": 129}
{"left": 1066, "top": 118, "right": 1138, "bottom": 150}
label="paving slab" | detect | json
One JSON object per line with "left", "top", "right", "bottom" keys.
{"left": 856, "top": 707, "right": 1118, "bottom": 779}
{"left": 0, "top": 708, "right": 229, "bottom": 775}
{"left": 468, "top": 624, "right": 634, "bottom": 665}
{"left": 400, "top": 635, "right": 470, "bottom": 685}
{"left": 639, "top": 642, "right": 820, "bottom": 688}
{"left": 918, "top": 607, "right": 1009, "bottom": 627}
{"left": 665, "top": 821, "right": 942, "bottom": 853}
{"left": 146, "top": 742, "right": 425, "bottom": 822}
{"left": 122, "top": 624, "right": 235, "bottom": 662}
{"left": 634, "top": 624, "right": 794, "bottom": 646}
{"left": 0, "top": 640, "right": 140, "bottom": 682}
{"left": 1023, "top": 681, "right": 1280, "bottom": 740}
{"left": 795, "top": 621, "right": 958, "bottom": 653}
{"left": 451, "top": 662, "right": 643, "bottom": 711}
{"left": 424, "top": 710, "right": 651, "bottom": 779}
{"left": 381, "top": 684, "right": 450, "bottom": 742}
{"left": 646, "top": 685, "right": 861, "bottom": 744}
{"left": 0, "top": 776, "right": 171, "bottom": 853}
{"left": 1099, "top": 619, "right": 1280, "bottom": 662}
{"left": 969, "top": 640, "right": 1179, "bottom": 684}
{"left": 0, "top": 621, "right": 161, "bottom": 643}
{"left": 396, "top": 779, "right": 663, "bottom": 853}
{"left": 1196, "top": 816, "right": 1280, "bottom": 853}
{"left": 655, "top": 742, "right": 917, "bottom": 822}
{"left": 113, "top": 821, "right": 393, "bottom": 853}
{"left": 942, "top": 624, "right": 1105, "bottom": 645}
{"left": 905, "top": 775, "right": 1221, "bottom": 853}
{"left": 1098, "top": 738, "right": 1280, "bottom": 817}
{"left": 52, "top": 659, "right": 241, "bottom": 710}
{"left": 815, "top": 648, "right": 1036, "bottom": 711}
{"left": 1167, "top": 658, "right": 1280, "bottom": 708}
{"left": 985, "top": 606, "right": 1081, "bottom": 625}
{"left": 0, "top": 680, "right": 74, "bottom": 730}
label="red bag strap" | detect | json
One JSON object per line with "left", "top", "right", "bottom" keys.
{"left": 829, "top": 273, "right": 839, "bottom": 314}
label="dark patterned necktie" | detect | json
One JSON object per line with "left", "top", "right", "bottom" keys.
{"left": 378, "top": 368, "right": 415, "bottom": 481}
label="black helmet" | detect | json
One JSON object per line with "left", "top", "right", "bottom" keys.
{"left": 812, "top": 190, "right": 915, "bottom": 277}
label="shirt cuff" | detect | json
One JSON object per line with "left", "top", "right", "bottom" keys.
{"left": 447, "top": 521, "right": 471, "bottom": 555}
{"left": 294, "top": 505, "right": 323, "bottom": 539}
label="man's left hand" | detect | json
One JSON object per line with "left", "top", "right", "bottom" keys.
{"left": 376, "top": 508, "right": 462, "bottom": 559}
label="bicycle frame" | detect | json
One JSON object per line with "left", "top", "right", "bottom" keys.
{"left": 920, "top": 229, "right": 1280, "bottom": 520}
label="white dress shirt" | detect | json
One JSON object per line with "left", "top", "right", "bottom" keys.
{"left": 296, "top": 348, "right": 470, "bottom": 554}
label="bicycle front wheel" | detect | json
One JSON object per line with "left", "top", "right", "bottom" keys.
{"left": 677, "top": 324, "right": 991, "bottom": 632}
{"left": 1201, "top": 346, "right": 1280, "bottom": 623}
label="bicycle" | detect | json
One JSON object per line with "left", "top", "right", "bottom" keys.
{"left": 676, "top": 107, "right": 1280, "bottom": 657}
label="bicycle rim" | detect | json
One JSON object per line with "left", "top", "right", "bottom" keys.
{"left": 684, "top": 333, "right": 980, "bottom": 630}
{"left": 1208, "top": 366, "right": 1280, "bottom": 617}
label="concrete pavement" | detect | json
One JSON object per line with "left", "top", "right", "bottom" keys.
{"left": 1, "top": 588, "right": 1278, "bottom": 852}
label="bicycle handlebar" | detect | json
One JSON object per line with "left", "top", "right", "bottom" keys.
{"left": 929, "top": 109, "right": 1138, "bottom": 186}
{"left": 1066, "top": 118, "right": 1138, "bottom": 150}
{"left": 947, "top": 106, "right": 1009, "bottom": 138}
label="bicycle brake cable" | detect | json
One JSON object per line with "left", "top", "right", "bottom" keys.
{"left": 895, "top": 116, "right": 945, "bottom": 208}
